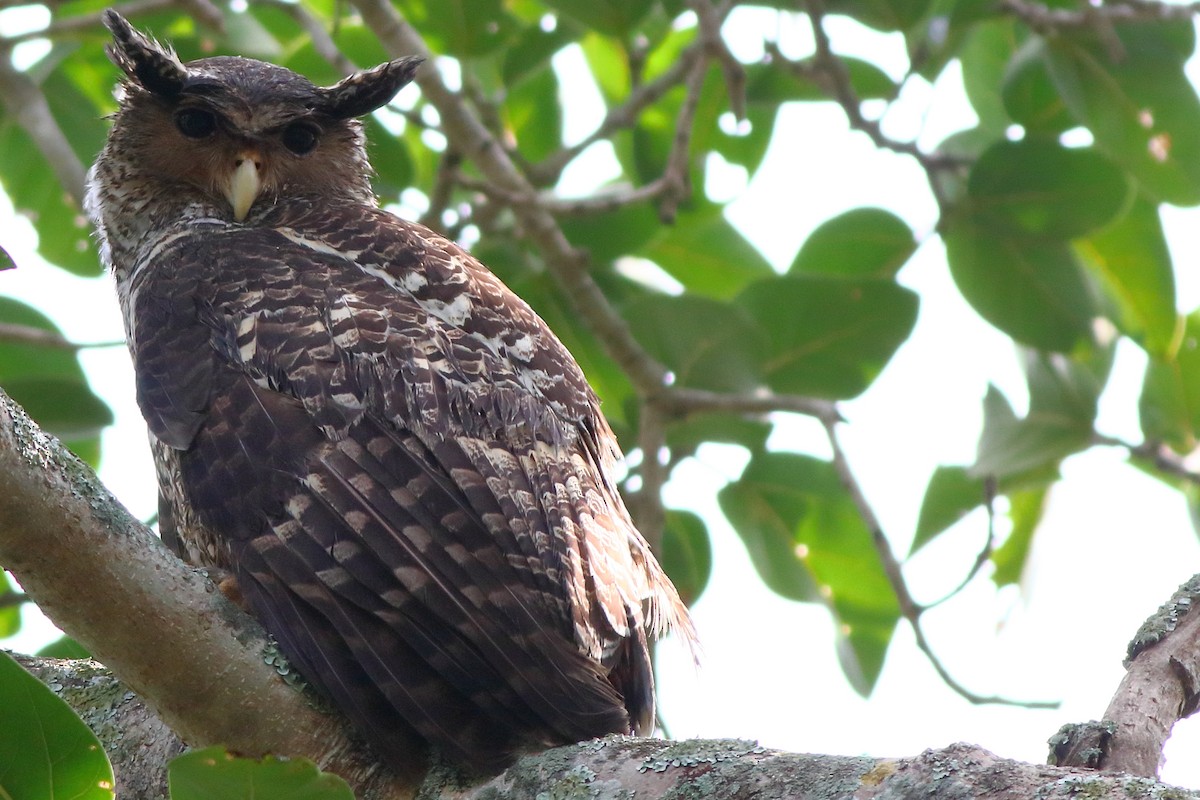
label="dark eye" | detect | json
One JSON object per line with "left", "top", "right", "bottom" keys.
{"left": 281, "top": 122, "right": 320, "bottom": 155}
{"left": 174, "top": 108, "right": 217, "bottom": 139}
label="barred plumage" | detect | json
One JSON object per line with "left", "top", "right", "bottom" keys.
{"left": 86, "top": 10, "right": 696, "bottom": 775}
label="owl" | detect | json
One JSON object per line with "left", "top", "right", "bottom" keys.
{"left": 85, "top": 10, "right": 696, "bottom": 775}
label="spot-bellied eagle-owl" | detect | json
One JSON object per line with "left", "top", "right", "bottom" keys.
{"left": 85, "top": 10, "right": 696, "bottom": 774}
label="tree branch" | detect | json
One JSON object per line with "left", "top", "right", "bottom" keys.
{"left": 0, "top": 58, "right": 87, "bottom": 205}
{"left": 1054, "top": 574, "right": 1200, "bottom": 777}
{"left": 821, "top": 415, "right": 1055, "bottom": 710}
{"left": 0, "top": 389, "right": 412, "bottom": 799}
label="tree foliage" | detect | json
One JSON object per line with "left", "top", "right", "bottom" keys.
{"left": 1, "top": 0, "right": 1199, "bottom": 795}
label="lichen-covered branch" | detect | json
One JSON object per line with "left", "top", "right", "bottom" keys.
{"left": 1054, "top": 575, "right": 1200, "bottom": 777}
{"left": 0, "top": 389, "right": 411, "bottom": 799}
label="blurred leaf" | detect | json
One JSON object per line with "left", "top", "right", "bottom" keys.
{"left": 943, "top": 220, "right": 1095, "bottom": 352}
{"left": 502, "top": 17, "right": 582, "bottom": 86}
{"left": 169, "top": 747, "right": 352, "bottom": 800}
{"left": 37, "top": 637, "right": 92, "bottom": 660}
{"left": 660, "top": 510, "right": 712, "bottom": 607}
{"left": 1140, "top": 310, "right": 1200, "bottom": 452}
{"left": 364, "top": 117, "right": 414, "bottom": 202}
{"left": 718, "top": 452, "right": 900, "bottom": 693}
{"left": 542, "top": 0, "right": 654, "bottom": 37}
{"left": 1046, "top": 22, "right": 1200, "bottom": 205}
{"left": 827, "top": 0, "right": 933, "bottom": 31}
{"left": 1077, "top": 196, "right": 1181, "bottom": 359}
{"left": 504, "top": 65, "right": 563, "bottom": 164}
{"left": 1002, "top": 38, "right": 1073, "bottom": 134}
{"left": 790, "top": 208, "right": 917, "bottom": 279}
{"left": 665, "top": 413, "right": 773, "bottom": 460}
{"left": 959, "top": 19, "right": 1019, "bottom": 132}
{"left": 0, "top": 650, "right": 114, "bottom": 800}
{"left": 911, "top": 466, "right": 988, "bottom": 555}
{"left": 393, "top": 0, "right": 518, "bottom": 56}
{"left": 624, "top": 294, "right": 765, "bottom": 392}
{"left": 0, "top": 122, "right": 98, "bottom": 276}
{"left": 991, "top": 485, "right": 1048, "bottom": 586}
{"left": 0, "top": 297, "right": 112, "bottom": 464}
{"left": 735, "top": 275, "right": 918, "bottom": 399}
{"left": 640, "top": 206, "right": 775, "bottom": 298}
{"left": 0, "top": 571, "right": 19, "bottom": 638}
{"left": 561, "top": 202, "right": 660, "bottom": 263}
{"left": 971, "top": 377, "right": 1092, "bottom": 481}
{"left": 967, "top": 139, "right": 1132, "bottom": 240}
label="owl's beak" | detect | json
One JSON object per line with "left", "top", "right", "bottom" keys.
{"left": 226, "top": 155, "right": 262, "bottom": 221}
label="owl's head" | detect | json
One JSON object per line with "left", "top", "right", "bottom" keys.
{"left": 98, "top": 10, "right": 422, "bottom": 221}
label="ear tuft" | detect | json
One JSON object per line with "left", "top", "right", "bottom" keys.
{"left": 102, "top": 9, "right": 188, "bottom": 98}
{"left": 319, "top": 56, "right": 424, "bottom": 120}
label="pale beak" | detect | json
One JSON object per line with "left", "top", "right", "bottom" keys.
{"left": 225, "top": 154, "right": 262, "bottom": 221}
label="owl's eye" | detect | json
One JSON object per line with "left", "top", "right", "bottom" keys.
{"left": 282, "top": 122, "right": 320, "bottom": 155}
{"left": 174, "top": 108, "right": 217, "bottom": 139}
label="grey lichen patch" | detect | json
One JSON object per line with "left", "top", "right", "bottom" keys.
{"left": 1127, "top": 575, "right": 1200, "bottom": 666}
{"left": 1047, "top": 720, "right": 1116, "bottom": 768}
{"left": 637, "top": 738, "right": 765, "bottom": 773}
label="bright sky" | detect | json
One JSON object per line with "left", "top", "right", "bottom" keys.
{"left": 5, "top": 4, "right": 1200, "bottom": 789}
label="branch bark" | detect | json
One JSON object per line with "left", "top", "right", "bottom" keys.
{"left": 11, "top": 656, "right": 1200, "bottom": 800}
{"left": 0, "top": 388, "right": 410, "bottom": 799}
{"left": 1053, "top": 575, "right": 1200, "bottom": 777}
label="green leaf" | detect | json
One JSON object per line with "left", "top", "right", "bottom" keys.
{"left": 971, "top": 380, "right": 1091, "bottom": 481}
{"left": 624, "top": 294, "right": 765, "bottom": 393}
{"left": 991, "top": 486, "right": 1048, "bottom": 586}
{"left": 789, "top": 208, "right": 918, "bottom": 279}
{"left": 911, "top": 466, "right": 988, "bottom": 555}
{"left": 169, "top": 747, "right": 353, "bottom": 800}
{"left": 0, "top": 297, "right": 113, "bottom": 465}
{"left": 943, "top": 220, "right": 1095, "bottom": 352}
{"left": 1140, "top": 310, "right": 1200, "bottom": 452}
{"left": 364, "top": 117, "right": 414, "bottom": 202}
{"left": 826, "top": 0, "right": 933, "bottom": 31}
{"left": 1076, "top": 196, "right": 1181, "bottom": 359}
{"left": 393, "top": 0, "right": 518, "bottom": 56}
{"left": 734, "top": 275, "right": 918, "bottom": 399}
{"left": 665, "top": 413, "right": 773, "bottom": 460}
{"left": 0, "top": 571, "right": 19, "bottom": 638}
{"left": 37, "top": 637, "right": 92, "bottom": 660}
{"left": 660, "top": 510, "right": 712, "bottom": 607}
{"left": 0, "top": 650, "right": 115, "bottom": 800}
{"left": 1046, "top": 22, "right": 1200, "bottom": 205}
{"left": 967, "top": 139, "right": 1132, "bottom": 240}
{"left": 542, "top": 0, "right": 654, "bottom": 37}
{"left": 639, "top": 206, "right": 775, "bottom": 298}
{"left": 959, "top": 19, "right": 1020, "bottom": 133}
{"left": 1001, "top": 38, "right": 1073, "bottom": 134}
{"left": 561, "top": 203, "right": 661, "bottom": 263}
{"left": 504, "top": 65, "right": 563, "bottom": 164}
{"left": 0, "top": 122, "right": 99, "bottom": 276}
{"left": 718, "top": 452, "right": 900, "bottom": 693}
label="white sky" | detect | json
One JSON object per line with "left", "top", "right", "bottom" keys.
{"left": 5, "top": 4, "right": 1200, "bottom": 789}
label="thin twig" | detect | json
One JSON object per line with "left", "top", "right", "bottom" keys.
{"left": 419, "top": 150, "right": 463, "bottom": 231}
{"left": 0, "top": 58, "right": 87, "bottom": 204}
{"left": 1001, "top": 0, "right": 1200, "bottom": 29}
{"left": 0, "top": 323, "right": 123, "bottom": 350}
{"left": 1093, "top": 433, "right": 1200, "bottom": 486}
{"left": 924, "top": 476, "right": 997, "bottom": 609}
{"left": 0, "top": 590, "right": 28, "bottom": 609}
{"left": 633, "top": 405, "right": 669, "bottom": 555}
{"left": 529, "top": 47, "right": 703, "bottom": 186}
{"left": 822, "top": 415, "right": 1055, "bottom": 708}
